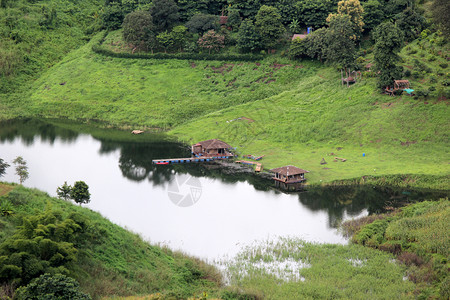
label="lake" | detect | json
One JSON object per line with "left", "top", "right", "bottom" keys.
{"left": 0, "top": 119, "right": 445, "bottom": 261}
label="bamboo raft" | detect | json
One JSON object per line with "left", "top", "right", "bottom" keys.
{"left": 152, "top": 155, "right": 232, "bottom": 165}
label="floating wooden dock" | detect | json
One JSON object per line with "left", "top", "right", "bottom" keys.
{"left": 236, "top": 160, "right": 263, "bottom": 172}
{"left": 152, "top": 155, "right": 232, "bottom": 165}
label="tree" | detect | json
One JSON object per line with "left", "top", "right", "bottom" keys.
{"left": 227, "top": 9, "right": 241, "bottom": 30}
{"left": 157, "top": 31, "right": 174, "bottom": 52}
{"left": 197, "top": 30, "right": 225, "bottom": 54}
{"left": 324, "top": 14, "right": 357, "bottom": 71}
{"left": 122, "top": 10, "right": 156, "bottom": 52}
{"left": 102, "top": 2, "right": 126, "bottom": 30}
{"left": 56, "top": 181, "right": 72, "bottom": 201}
{"left": 170, "top": 25, "right": 188, "bottom": 51}
{"left": 431, "top": 0, "right": 450, "bottom": 36}
{"left": 150, "top": 0, "right": 179, "bottom": 32}
{"left": 0, "top": 158, "right": 9, "bottom": 178}
{"left": 373, "top": 22, "right": 405, "bottom": 89}
{"left": 327, "top": 0, "right": 364, "bottom": 40}
{"left": 71, "top": 181, "right": 91, "bottom": 205}
{"left": 295, "top": 0, "right": 338, "bottom": 28}
{"left": 394, "top": 7, "right": 426, "bottom": 42}
{"left": 255, "top": 5, "right": 286, "bottom": 50}
{"left": 289, "top": 37, "right": 308, "bottom": 59}
{"left": 13, "top": 156, "right": 28, "bottom": 185}
{"left": 362, "top": 0, "right": 383, "bottom": 31}
{"left": 16, "top": 274, "right": 91, "bottom": 300}
{"left": 236, "top": 19, "right": 261, "bottom": 53}
{"left": 185, "top": 13, "right": 219, "bottom": 34}
{"left": 304, "top": 27, "right": 328, "bottom": 62}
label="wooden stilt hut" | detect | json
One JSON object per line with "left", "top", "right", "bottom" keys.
{"left": 270, "top": 165, "right": 309, "bottom": 184}
{"left": 192, "top": 139, "right": 233, "bottom": 157}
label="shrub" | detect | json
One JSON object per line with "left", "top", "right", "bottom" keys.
{"left": 439, "top": 63, "right": 448, "bottom": 69}
{"left": 15, "top": 274, "right": 91, "bottom": 300}
{"left": 404, "top": 69, "right": 411, "bottom": 77}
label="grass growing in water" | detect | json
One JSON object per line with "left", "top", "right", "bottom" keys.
{"left": 219, "top": 237, "right": 414, "bottom": 299}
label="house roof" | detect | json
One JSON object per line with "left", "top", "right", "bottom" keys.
{"left": 270, "top": 165, "right": 309, "bottom": 176}
{"left": 292, "top": 34, "right": 307, "bottom": 41}
{"left": 196, "top": 139, "right": 232, "bottom": 150}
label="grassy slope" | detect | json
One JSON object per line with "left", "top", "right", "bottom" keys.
{"left": 343, "top": 199, "right": 449, "bottom": 299}
{"left": 1, "top": 32, "right": 449, "bottom": 189}
{"left": 0, "top": 183, "right": 221, "bottom": 299}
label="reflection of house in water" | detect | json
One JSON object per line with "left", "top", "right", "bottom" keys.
{"left": 191, "top": 139, "right": 233, "bottom": 157}
{"left": 270, "top": 165, "right": 309, "bottom": 191}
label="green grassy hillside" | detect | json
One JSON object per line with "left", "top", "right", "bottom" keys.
{"left": 0, "top": 30, "right": 448, "bottom": 188}
{"left": 0, "top": 183, "right": 221, "bottom": 299}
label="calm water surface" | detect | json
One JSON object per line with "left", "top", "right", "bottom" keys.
{"left": 0, "top": 119, "right": 444, "bottom": 260}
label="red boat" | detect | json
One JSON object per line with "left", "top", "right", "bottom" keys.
{"left": 155, "top": 162, "right": 169, "bottom": 165}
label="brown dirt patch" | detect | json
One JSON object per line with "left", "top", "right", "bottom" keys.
{"left": 400, "top": 140, "right": 417, "bottom": 146}
{"left": 255, "top": 62, "right": 261, "bottom": 66}
{"left": 266, "top": 79, "right": 276, "bottom": 84}
{"left": 191, "top": 62, "right": 196, "bottom": 68}
{"left": 241, "top": 117, "right": 254, "bottom": 123}
{"left": 227, "top": 79, "right": 236, "bottom": 87}
{"left": 381, "top": 102, "right": 395, "bottom": 109}
{"left": 295, "top": 65, "right": 304, "bottom": 69}
{"left": 0, "top": 183, "right": 14, "bottom": 196}
{"left": 270, "top": 63, "right": 291, "bottom": 70}
{"left": 211, "top": 63, "right": 234, "bottom": 74}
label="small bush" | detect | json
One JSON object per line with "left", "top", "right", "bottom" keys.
{"left": 439, "top": 63, "right": 448, "bottom": 69}
{"left": 398, "top": 252, "right": 424, "bottom": 266}
{"left": 428, "top": 55, "right": 436, "bottom": 62}
{"left": 404, "top": 69, "right": 411, "bottom": 77}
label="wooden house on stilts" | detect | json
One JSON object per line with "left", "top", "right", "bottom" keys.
{"left": 191, "top": 139, "right": 233, "bottom": 157}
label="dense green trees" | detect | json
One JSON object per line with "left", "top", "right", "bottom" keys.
{"left": 56, "top": 182, "right": 72, "bottom": 201}
{"left": 122, "top": 10, "right": 155, "bottom": 52}
{"left": 373, "top": 22, "right": 404, "bottom": 89}
{"left": 295, "top": 0, "right": 338, "bottom": 28}
{"left": 255, "top": 5, "right": 285, "bottom": 50}
{"left": 431, "top": 0, "right": 450, "bottom": 36}
{"left": 236, "top": 19, "right": 261, "bottom": 53}
{"left": 185, "top": 13, "right": 219, "bottom": 34}
{"left": 150, "top": 0, "right": 180, "bottom": 32}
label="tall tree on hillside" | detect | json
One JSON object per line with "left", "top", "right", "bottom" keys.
{"left": 122, "top": 10, "right": 156, "bottom": 52}
{"left": 327, "top": 0, "right": 364, "bottom": 40}
{"left": 57, "top": 181, "right": 72, "bottom": 201}
{"left": 324, "top": 15, "right": 356, "bottom": 71}
{"left": 304, "top": 27, "right": 328, "bottom": 62}
{"left": 431, "top": 0, "right": 450, "bottom": 36}
{"left": 373, "top": 22, "right": 404, "bottom": 89}
{"left": 13, "top": 156, "right": 28, "bottom": 185}
{"left": 151, "top": 0, "right": 179, "bottom": 32}
{"left": 255, "top": 5, "right": 285, "bottom": 51}
{"left": 185, "top": 13, "right": 219, "bottom": 34}
{"left": 0, "top": 158, "right": 9, "bottom": 178}
{"left": 71, "top": 181, "right": 91, "bottom": 206}
{"left": 362, "top": 0, "right": 383, "bottom": 31}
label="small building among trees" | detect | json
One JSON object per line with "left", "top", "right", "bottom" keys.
{"left": 192, "top": 139, "right": 233, "bottom": 156}
{"left": 270, "top": 165, "right": 309, "bottom": 183}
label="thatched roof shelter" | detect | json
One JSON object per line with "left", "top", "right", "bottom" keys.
{"left": 292, "top": 34, "right": 307, "bottom": 41}
{"left": 270, "top": 165, "right": 309, "bottom": 176}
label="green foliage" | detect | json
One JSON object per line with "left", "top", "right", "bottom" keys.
{"left": 288, "top": 38, "right": 307, "bottom": 59}
{"left": 431, "top": 0, "right": 450, "bottom": 36}
{"left": 16, "top": 273, "right": 91, "bottom": 300}
{"left": 185, "top": 13, "right": 219, "bottom": 34}
{"left": 122, "top": 10, "right": 155, "bottom": 52}
{"left": 150, "top": 0, "right": 179, "bottom": 33}
{"left": 0, "top": 158, "right": 9, "bottom": 178}
{"left": 12, "top": 156, "right": 28, "bottom": 185}
{"left": 0, "top": 184, "right": 223, "bottom": 298}
{"left": 70, "top": 181, "right": 90, "bottom": 205}
{"left": 0, "top": 207, "right": 80, "bottom": 285}
{"left": 56, "top": 182, "right": 72, "bottom": 201}
{"left": 327, "top": 0, "right": 364, "bottom": 40}
{"left": 102, "top": 2, "right": 126, "bottom": 31}
{"left": 227, "top": 9, "right": 241, "bottom": 30}
{"left": 255, "top": 5, "right": 285, "bottom": 50}
{"left": 394, "top": 7, "right": 426, "bottom": 42}
{"left": 324, "top": 15, "right": 356, "bottom": 69}
{"left": 236, "top": 19, "right": 261, "bottom": 53}
{"left": 295, "top": 0, "right": 339, "bottom": 28}
{"left": 362, "top": 0, "right": 383, "bottom": 31}
{"left": 373, "top": 22, "right": 404, "bottom": 89}
{"left": 353, "top": 219, "right": 390, "bottom": 246}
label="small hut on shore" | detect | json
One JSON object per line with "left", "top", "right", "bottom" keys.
{"left": 270, "top": 165, "right": 309, "bottom": 184}
{"left": 192, "top": 139, "right": 233, "bottom": 157}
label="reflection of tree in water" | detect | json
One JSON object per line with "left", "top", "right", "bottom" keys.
{"left": 300, "top": 185, "right": 448, "bottom": 228}
{"left": 0, "top": 118, "right": 78, "bottom": 145}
